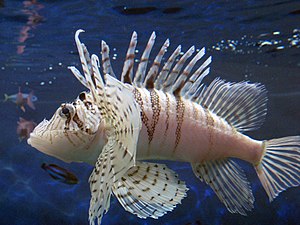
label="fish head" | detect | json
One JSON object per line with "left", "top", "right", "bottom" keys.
{"left": 28, "top": 91, "right": 106, "bottom": 164}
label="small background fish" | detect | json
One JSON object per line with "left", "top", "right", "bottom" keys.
{"left": 4, "top": 87, "right": 37, "bottom": 112}
{"left": 16, "top": 117, "right": 37, "bottom": 141}
{"left": 0, "top": 1, "right": 299, "bottom": 225}
{"left": 41, "top": 163, "right": 79, "bottom": 185}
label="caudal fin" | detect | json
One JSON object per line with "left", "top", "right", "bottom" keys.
{"left": 3, "top": 94, "right": 9, "bottom": 102}
{"left": 255, "top": 136, "right": 300, "bottom": 201}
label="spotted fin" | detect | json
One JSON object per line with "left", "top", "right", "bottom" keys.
{"left": 192, "top": 159, "right": 254, "bottom": 215}
{"left": 88, "top": 75, "right": 141, "bottom": 225}
{"left": 88, "top": 140, "right": 116, "bottom": 225}
{"left": 72, "top": 30, "right": 142, "bottom": 225}
{"left": 112, "top": 162, "right": 188, "bottom": 219}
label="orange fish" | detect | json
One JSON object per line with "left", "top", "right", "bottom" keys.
{"left": 17, "top": 117, "right": 37, "bottom": 141}
{"left": 4, "top": 87, "right": 37, "bottom": 112}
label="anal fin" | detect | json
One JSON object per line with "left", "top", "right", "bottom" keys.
{"left": 112, "top": 161, "right": 188, "bottom": 219}
{"left": 192, "top": 159, "right": 254, "bottom": 215}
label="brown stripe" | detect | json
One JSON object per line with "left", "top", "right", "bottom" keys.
{"left": 133, "top": 88, "right": 151, "bottom": 142}
{"left": 145, "top": 71, "right": 156, "bottom": 89}
{"left": 173, "top": 80, "right": 184, "bottom": 97}
{"left": 174, "top": 97, "right": 185, "bottom": 150}
{"left": 123, "top": 65, "right": 133, "bottom": 84}
{"left": 148, "top": 89, "right": 161, "bottom": 144}
{"left": 73, "top": 113, "right": 84, "bottom": 129}
{"left": 164, "top": 93, "right": 170, "bottom": 138}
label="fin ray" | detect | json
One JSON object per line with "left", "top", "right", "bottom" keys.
{"left": 192, "top": 159, "right": 254, "bottom": 215}
{"left": 255, "top": 136, "right": 300, "bottom": 201}
{"left": 101, "top": 40, "right": 116, "bottom": 78}
{"left": 196, "top": 78, "right": 268, "bottom": 132}
{"left": 133, "top": 32, "right": 156, "bottom": 87}
{"left": 121, "top": 32, "right": 137, "bottom": 84}
{"left": 113, "top": 162, "right": 188, "bottom": 219}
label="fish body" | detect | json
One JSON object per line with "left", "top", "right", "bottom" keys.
{"left": 28, "top": 30, "right": 300, "bottom": 225}
{"left": 4, "top": 87, "right": 37, "bottom": 112}
{"left": 41, "top": 163, "right": 79, "bottom": 185}
{"left": 134, "top": 87, "right": 263, "bottom": 164}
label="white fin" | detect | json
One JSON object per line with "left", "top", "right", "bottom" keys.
{"left": 68, "top": 66, "right": 88, "bottom": 88}
{"left": 112, "top": 162, "right": 188, "bottom": 219}
{"left": 163, "top": 46, "right": 195, "bottom": 93}
{"left": 181, "top": 56, "right": 212, "bottom": 98}
{"left": 255, "top": 136, "right": 300, "bottom": 201}
{"left": 101, "top": 40, "right": 116, "bottom": 78}
{"left": 88, "top": 75, "right": 142, "bottom": 225}
{"left": 72, "top": 30, "right": 142, "bottom": 225}
{"left": 196, "top": 78, "right": 268, "bottom": 132}
{"left": 171, "top": 47, "right": 206, "bottom": 95}
{"left": 88, "top": 141, "right": 114, "bottom": 225}
{"left": 192, "top": 159, "right": 254, "bottom": 215}
{"left": 121, "top": 31, "right": 137, "bottom": 84}
{"left": 133, "top": 32, "right": 156, "bottom": 87}
{"left": 143, "top": 39, "right": 170, "bottom": 89}
{"left": 154, "top": 45, "right": 181, "bottom": 90}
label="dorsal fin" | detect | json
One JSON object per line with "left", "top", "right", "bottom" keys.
{"left": 197, "top": 78, "right": 268, "bottom": 132}
{"left": 162, "top": 46, "right": 195, "bottom": 92}
{"left": 121, "top": 32, "right": 137, "bottom": 84}
{"left": 70, "top": 31, "right": 265, "bottom": 133}
{"left": 133, "top": 32, "right": 156, "bottom": 87}
{"left": 143, "top": 38, "right": 170, "bottom": 90}
{"left": 101, "top": 40, "right": 116, "bottom": 78}
{"left": 154, "top": 45, "right": 181, "bottom": 89}
{"left": 171, "top": 48, "right": 205, "bottom": 92}
{"left": 181, "top": 56, "right": 212, "bottom": 98}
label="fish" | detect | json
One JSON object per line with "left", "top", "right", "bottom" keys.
{"left": 41, "top": 163, "right": 79, "bottom": 185}
{"left": 4, "top": 87, "right": 37, "bottom": 112}
{"left": 27, "top": 30, "right": 300, "bottom": 225}
{"left": 17, "top": 117, "right": 37, "bottom": 141}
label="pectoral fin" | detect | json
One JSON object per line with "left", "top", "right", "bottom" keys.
{"left": 112, "top": 162, "right": 188, "bottom": 219}
{"left": 88, "top": 140, "right": 114, "bottom": 225}
{"left": 73, "top": 30, "right": 142, "bottom": 225}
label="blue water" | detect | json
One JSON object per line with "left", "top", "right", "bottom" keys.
{"left": 0, "top": 0, "right": 299, "bottom": 224}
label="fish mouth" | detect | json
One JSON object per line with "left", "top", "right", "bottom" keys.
{"left": 27, "top": 119, "right": 77, "bottom": 162}
{"left": 27, "top": 118, "right": 97, "bottom": 163}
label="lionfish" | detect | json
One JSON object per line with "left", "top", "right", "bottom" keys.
{"left": 28, "top": 30, "right": 300, "bottom": 225}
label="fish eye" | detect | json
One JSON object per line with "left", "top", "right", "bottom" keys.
{"left": 79, "top": 92, "right": 86, "bottom": 101}
{"left": 62, "top": 107, "right": 69, "bottom": 115}
{"left": 59, "top": 104, "right": 75, "bottom": 119}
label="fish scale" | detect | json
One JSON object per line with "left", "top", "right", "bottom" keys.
{"left": 27, "top": 30, "right": 300, "bottom": 225}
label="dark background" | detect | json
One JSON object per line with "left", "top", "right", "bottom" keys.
{"left": 0, "top": 0, "right": 299, "bottom": 224}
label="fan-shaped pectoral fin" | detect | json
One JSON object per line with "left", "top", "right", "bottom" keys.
{"left": 88, "top": 73, "right": 142, "bottom": 225}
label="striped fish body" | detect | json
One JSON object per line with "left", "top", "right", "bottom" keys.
{"left": 27, "top": 30, "right": 300, "bottom": 225}
{"left": 134, "top": 87, "right": 262, "bottom": 164}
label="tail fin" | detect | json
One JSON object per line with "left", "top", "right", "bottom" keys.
{"left": 3, "top": 94, "right": 9, "bottom": 102}
{"left": 255, "top": 136, "right": 300, "bottom": 201}
{"left": 27, "top": 92, "right": 36, "bottom": 110}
